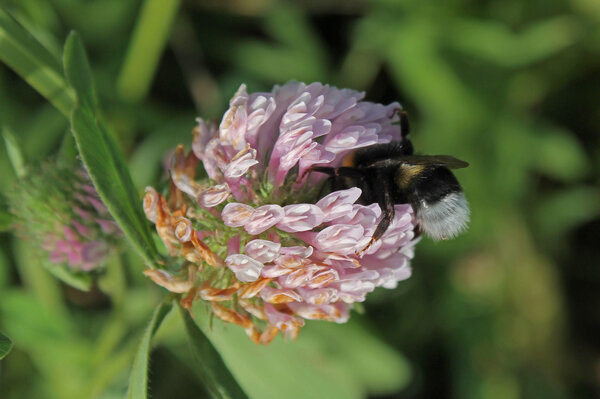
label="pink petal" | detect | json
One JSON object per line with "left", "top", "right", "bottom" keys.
{"left": 337, "top": 280, "right": 376, "bottom": 303}
{"left": 72, "top": 220, "right": 92, "bottom": 239}
{"left": 278, "top": 264, "right": 322, "bottom": 288}
{"left": 198, "top": 183, "right": 230, "bottom": 208}
{"left": 192, "top": 118, "right": 217, "bottom": 159}
{"left": 261, "top": 264, "right": 294, "bottom": 278}
{"left": 224, "top": 148, "right": 258, "bottom": 179}
{"left": 201, "top": 138, "right": 226, "bottom": 182}
{"left": 74, "top": 207, "right": 92, "bottom": 221}
{"left": 273, "top": 253, "right": 311, "bottom": 270}
{"left": 220, "top": 84, "right": 249, "bottom": 151}
{"left": 277, "top": 204, "right": 324, "bottom": 232}
{"left": 81, "top": 185, "right": 97, "bottom": 196}
{"left": 264, "top": 303, "right": 305, "bottom": 339}
{"left": 297, "top": 287, "right": 339, "bottom": 305}
{"left": 67, "top": 248, "right": 83, "bottom": 267}
{"left": 325, "top": 125, "right": 380, "bottom": 154}
{"left": 308, "top": 224, "right": 365, "bottom": 254}
{"left": 222, "top": 203, "right": 254, "bottom": 227}
{"left": 315, "top": 188, "right": 362, "bottom": 222}
{"left": 331, "top": 204, "right": 382, "bottom": 235}
{"left": 296, "top": 145, "right": 335, "bottom": 181}
{"left": 86, "top": 196, "right": 107, "bottom": 214}
{"left": 171, "top": 169, "right": 204, "bottom": 199}
{"left": 280, "top": 245, "right": 313, "bottom": 258}
{"left": 63, "top": 226, "right": 78, "bottom": 241}
{"left": 96, "top": 219, "right": 119, "bottom": 234}
{"left": 81, "top": 241, "right": 108, "bottom": 267}
{"left": 260, "top": 286, "right": 302, "bottom": 303}
{"left": 287, "top": 302, "right": 349, "bottom": 323}
{"left": 244, "top": 205, "right": 284, "bottom": 235}
{"left": 273, "top": 140, "right": 317, "bottom": 185}
{"left": 245, "top": 95, "right": 276, "bottom": 149}
{"left": 307, "top": 268, "right": 339, "bottom": 288}
{"left": 225, "top": 254, "right": 264, "bottom": 282}
{"left": 244, "top": 239, "right": 281, "bottom": 263}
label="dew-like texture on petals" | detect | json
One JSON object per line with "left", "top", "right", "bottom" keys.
{"left": 222, "top": 203, "right": 254, "bottom": 227}
{"left": 245, "top": 239, "right": 281, "bottom": 263}
{"left": 198, "top": 183, "right": 230, "bottom": 208}
{"left": 277, "top": 204, "right": 324, "bottom": 232}
{"left": 225, "top": 254, "right": 264, "bottom": 282}
{"left": 244, "top": 205, "right": 284, "bottom": 235}
{"left": 143, "top": 81, "right": 418, "bottom": 344}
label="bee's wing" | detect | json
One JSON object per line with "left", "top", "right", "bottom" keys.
{"left": 401, "top": 155, "right": 469, "bottom": 169}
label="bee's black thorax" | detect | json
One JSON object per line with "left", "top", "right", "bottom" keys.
{"left": 351, "top": 141, "right": 414, "bottom": 168}
{"left": 407, "top": 166, "right": 462, "bottom": 206}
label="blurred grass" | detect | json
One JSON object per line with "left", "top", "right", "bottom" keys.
{"left": 0, "top": 0, "right": 599, "bottom": 398}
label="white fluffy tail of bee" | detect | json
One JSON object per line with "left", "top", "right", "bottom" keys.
{"left": 417, "top": 192, "right": 470, "bottom": 240}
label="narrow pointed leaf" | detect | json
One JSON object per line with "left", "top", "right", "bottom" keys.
{"left": 3, "top": 127, "right": 27, "bottom": 178}
{"left": 181, "top": 307, "right": 249, "bottom": 399}
{"left": 126, "top": 299, "right": 173, "bottom": 399}
{"left": 41, "top": 261, "right": 92, "bottom": 292}
{"left": 0, "top": 8, "right": 74, "bottom": 116}
{"left": 63, "top": 32, "right": 160, "bottom": 268}
{"left": 117, "top": 0, "right": 181, "bottom": 102}
{"left": 0, "top": 331, "right": 12, "bottom": 359}
{"left": 0, "top": 210, "right": 12, "bottom": 232}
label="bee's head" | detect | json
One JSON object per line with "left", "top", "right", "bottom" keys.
{"left": 410, "top": 167, "right": 470, "bottom": 240}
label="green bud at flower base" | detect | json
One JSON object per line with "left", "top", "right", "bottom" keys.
{"left": 7, "top": 158, "right": 121, "bottom": 272}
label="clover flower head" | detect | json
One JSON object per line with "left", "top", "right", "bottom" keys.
{"left": 8, "top": 159, "right": 120, "bottom": 272}
{"left": 144, "top": 82, "right": 418, "bottom": 343}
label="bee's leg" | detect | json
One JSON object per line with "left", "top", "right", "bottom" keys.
{"left": 305, "top": 165, "right": 334, "bottom": 176}
{"left": 397, "top": 110, "right": 414, "bottom": 155}
{"left": 322, "top": 167, "right": 372, "bottom": 200}
{"left": 399, "top": 110, "right": 410, "bottom": 139}
{"left": 303, "top": 166, "right": 372, "bottom": 198}
{"left": 358, "top": 179, "right": 395, "bottom": 254}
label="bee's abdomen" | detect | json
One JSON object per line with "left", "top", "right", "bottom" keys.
{"left": 412, "top": 167, "right": 462, "bottom": 204}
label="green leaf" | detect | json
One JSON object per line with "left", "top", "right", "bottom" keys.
{"left": 532, "top": 126, "right": 590, "bottom": 181}
{"left": 117, "top": 0, "right": 181, "bottom": 102}
{"left": 13, "top": 239, "right": 68, "bottom": 316}
{"left": 0, "top": 289, "right": 71, "bottom": 347}
{"left": 307, "top": 319, "right": 412, "bottom": 395}
{"left": 0, "top": 209, "right": 13, "bottom": 232}
{"left": 0, "top": 331, "right": 12, "bottom": 359}
{"left": 534, "top": 187, "right": 600, "bottom": 244}
{"left": 188, "top": 304, "right": 409, "bottom": 399}
{"left": 181, "top": 307, "right": 249, "bottom": 399}
{"left": 63, "top": 32, "right": 160, "bottom": 268}
{"left": 3, "top": 126, "right": 26, "bottom": 178}
{"left": 450, "top": 16, "right": 580, "bottom": 67}
{"left": 126, "top": 299, "right": 173, "bottom": 399}
{"left": 57, "top": 131, "right": 78, "bottom": 162}
{"left": 41, "top": 261, "right": 92, "bottom": 292}
{"left": 0, "top": 8, "right": 74, "bottom": 116}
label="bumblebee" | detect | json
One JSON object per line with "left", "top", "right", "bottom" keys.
{"left": 309, "top": 111, "right": 470, "bottom": 247}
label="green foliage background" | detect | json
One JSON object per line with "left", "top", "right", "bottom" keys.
{"left": 0, "top": 0, "right": 599, "bottom": 398}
